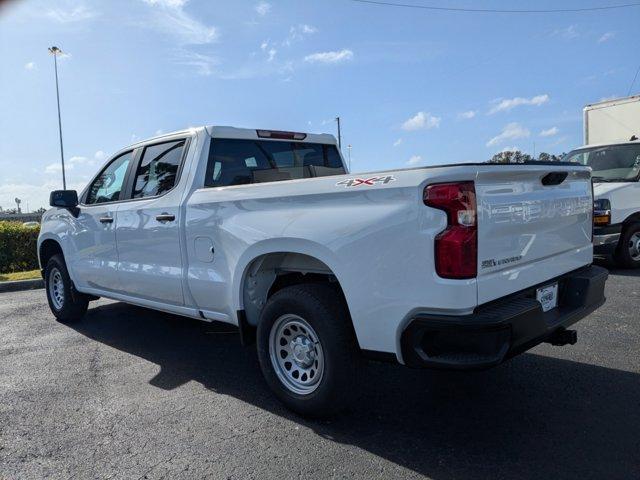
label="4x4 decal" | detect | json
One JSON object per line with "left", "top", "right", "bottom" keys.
{"left": 336, "top": 175, "right": 396, "bottom": 188}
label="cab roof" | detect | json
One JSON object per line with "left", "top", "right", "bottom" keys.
{"left": 572, "top": 139, "right": 640, "bottom": 151}
{"left": 206, "top": 126, "right": 337, "bottom": 145}
{"left": 125, "top": 125, "right": 337, "bottom": 151}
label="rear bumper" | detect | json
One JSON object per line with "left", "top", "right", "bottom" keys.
{"left": 593, "top": 224, "right": 622, "bottom": 255}
{"left": 400, "top": 265, "right": 608, "bottom": 369}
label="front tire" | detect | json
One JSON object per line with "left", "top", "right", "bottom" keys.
{"left": 614, "top": 224, "right": 640, "bottom": 268}
{"left": 256, "top": 284, "right": 358, "bottom": 417}
{"left": 45, "top": 254, "right": 88, "bottom": 323}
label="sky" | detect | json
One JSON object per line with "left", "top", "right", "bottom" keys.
{"left": 0, "top": 0, "right": 638, "bottom": 210}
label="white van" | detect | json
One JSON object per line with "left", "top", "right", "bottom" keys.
{"left": 564, "top": 140, "right": 640, "bottom": 267}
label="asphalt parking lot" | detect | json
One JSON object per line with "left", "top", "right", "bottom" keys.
{"left": 1, "top": 261, "right": 639, "bottom": 480}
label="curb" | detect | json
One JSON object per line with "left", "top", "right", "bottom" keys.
{"left": 0, "top": 278, "right": 44, "bottom": 293}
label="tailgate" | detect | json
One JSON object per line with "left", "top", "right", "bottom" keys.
{"left": 475, "top": 165, "right": 593, "bottom": 304}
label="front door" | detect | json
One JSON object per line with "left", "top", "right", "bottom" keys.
{"left": 115, "top": 139, "right": 187, "bottom": 305}
{"left": 70, "top": 150, "right": 134, "bottom": 292}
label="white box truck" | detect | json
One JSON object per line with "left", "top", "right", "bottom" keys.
{"left": 583, "top": 95, "right": 640, "bottom": 145}
{"left": 564, "top": 95, "right": 640, "bottom": 268}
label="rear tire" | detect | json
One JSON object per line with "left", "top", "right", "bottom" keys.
{"left": 256, "top": 284, "right": 358, "bottom": 417}
{"left": 614, "top": 224, "right": 640, "bottom": 268}
{"left": 44, "top": 254, "right": 88, "bottom": 323}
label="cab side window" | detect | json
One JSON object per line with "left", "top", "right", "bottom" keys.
{"left": 132, "top": 140, "right": 186, "bottom": 199}
{"left": 86, "top": 151, "right": 133, "bottom": 204}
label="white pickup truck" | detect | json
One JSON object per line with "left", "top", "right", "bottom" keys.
{"left": 39, "top": 126, "right": 607, "bottom": 416}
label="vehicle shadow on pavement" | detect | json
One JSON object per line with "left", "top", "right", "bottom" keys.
{"left": 594, "top": 257, "right": 640, "bottom": 277}
{"left": 72, "top": 301, "right": 639, "bottom": 480}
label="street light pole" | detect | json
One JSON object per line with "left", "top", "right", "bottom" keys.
{"left": 347, "top": 144, "right": 352, "bottom": 171}
{"left": 48, "top": 46, "right": 66, "bottom": 190}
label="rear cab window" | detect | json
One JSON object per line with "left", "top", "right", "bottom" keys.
{"left": 205, "top": 139, "right": 345, "bottom": 187}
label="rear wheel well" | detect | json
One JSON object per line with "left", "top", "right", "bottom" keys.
{"left": 268, "top": 272, "right": 344, "bottom": 299}
{"left": 39, "top": 240, "right": 63, "bottom": 274}
{"left": 241, "top": 253, "right": 348, "bottom": 329}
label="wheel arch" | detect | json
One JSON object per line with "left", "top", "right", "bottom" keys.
{"left": 622, "top": 211, "right": 640, "bottom": 226}
{"left": 38, "top": 237, "right": 64, "bottom": 273}
{"left": 233, "top": 239, "right": 351, "bottom": 329}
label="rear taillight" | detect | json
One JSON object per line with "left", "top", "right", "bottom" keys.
{"left": 424, "top": 182, "right": 477, "bottom": 279}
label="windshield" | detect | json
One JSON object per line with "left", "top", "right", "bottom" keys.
{"left": 564, "top": 144, "right": 640, "bottom": 182}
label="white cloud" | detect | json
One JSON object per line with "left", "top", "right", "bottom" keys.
{"left": 260, "top": 41, "right": 277, "bottom": 61}
{"left": 299, "top": 24, "right": 316, "bottom": 34}
{"left": 599, "top": 94, "right": 619, "bottom": 102}
{"left": 45, "top": 163, "right": 64, "bottom": 174}
{"left": 488, "top": 94, "right": 549, "bottom": 114}
{"left": 144, "top": 0, "right": 186, "bottom": 6}
{"left": 406, "top": 155, "right": 422, "bottom": 166}
{"left": 54, "top": 51, "right": 73, "bottom": 60}
{"left": 539, "top": 127, "right": 559, "bottom": 137}
{"left": 304, "top": 49, "right": 353, "bottom": 64}
{"left": 458, "top": 110, "right": 476, "bottom": 120}
{"left": 44, "top": 162, "right": 74, "bottom": 174}
{"left": 553, "top": 25, "right": 579, "bottom": 39}
{"left": 285, "top": 24, "right": 317, "bottom": 45}
{"left": 46, "top": 4, "right": 98, "bottom": 23}
{"left": 598, "top": 32, "right": 615, "bottom": 43}
{"left": 393, "top": 138, "right": 403, "bottom": 147}
{"left": 255, "top": 1, "right": 271, "bottom": 16}
{"left": 0, "top": 178, "right": 87, "bottom": 212}
{"left": 44, "top": 154, "right": 97, "bottom": 175}
{"left": 24, "top": 62, "right": 37, "bottom": 71}
{"left": 486, "top": 122, "right": 530, "bottom": 147}
{"left": 141, "top": 0, "right": 217, "bottom": 44}
{"left": 173, "top": 49, "right": 218, "bottom": 75}
{"left": 401, "top": 111, "right": 441, "bottom": 131}
{"left": 68, "top": 155, "right": 89, "bottom": 165}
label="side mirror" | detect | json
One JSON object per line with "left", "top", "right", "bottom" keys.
{"left": 50, "top": 190, "right": 80, "bottom": 217}
{"left": 50, "top": 190, "right": 78, "bottom": 208}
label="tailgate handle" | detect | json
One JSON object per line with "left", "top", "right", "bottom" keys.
{"left": 541, "top": 171, "right": 568, "bottom": 186}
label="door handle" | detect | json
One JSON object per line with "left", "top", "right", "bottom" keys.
{"left": 156, "top": 213, "right": 175, "bottom": 222}
{"left": 99, "top": 216, "right": 114, "bottom": 224}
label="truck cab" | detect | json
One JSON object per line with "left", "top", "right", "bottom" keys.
{"left": 564, "top": 140, "right": 640, "bottom": 267}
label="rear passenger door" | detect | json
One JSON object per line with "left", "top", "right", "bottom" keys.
{"left": 115, "top": 138, "right": 189, "bottom": 305}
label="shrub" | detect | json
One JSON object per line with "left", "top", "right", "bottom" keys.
{"left": 0, "top": 221, "right": 40, "bottom": 274}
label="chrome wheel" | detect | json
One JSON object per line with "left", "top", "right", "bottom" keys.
{"left": 629, "top": 232, "right": 640, "bottom": 261}
{"left": 269, "top": 314, "right": 324, "bottom": 395}
{"left": 49, "top": 267, "right": 65, "bottom": 310}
